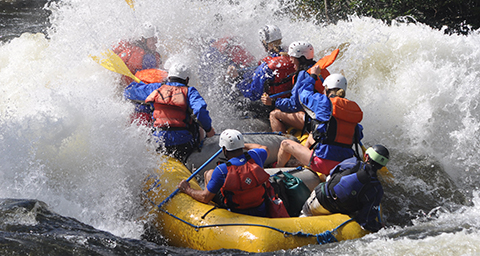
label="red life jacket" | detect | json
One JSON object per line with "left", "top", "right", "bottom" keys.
{"left": 113, "top": 41, "right": 162, "bottom": 85}
{"left": 145, "top": 84, "right": 189, "bottom": 129}
{"left": 263, "top": 55, "right": 296, "bottom": 96}
{"left": 212, "top": 37, "right": 255, "bottom": 67}
{"left": 221, "top": 154, "right": 270, "bottom": 210}
{"left": 323, "top": 97, "right": 363, "bottom": 147}
{"left": 112, "top": 41, "right": 146, "bottom": 75}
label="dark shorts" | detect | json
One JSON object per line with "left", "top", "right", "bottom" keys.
{"left": 158, "top": 142, "right": 195, "bottom": 163}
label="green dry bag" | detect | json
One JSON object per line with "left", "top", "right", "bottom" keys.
{"left": 271, "top": 171, "right": 311, "bottom": 217}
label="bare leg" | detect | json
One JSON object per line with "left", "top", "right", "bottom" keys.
{"left": 269, "top": 110, "right": 305, "bottom": 133}
{"left": 269, "top": 109, "right": 286, "bottom": 133}
{"left": 276, "top": 139, "right": 313, "bottom": 167}
{"left": 304, "top": 133, "right": 315, "bottom": 149}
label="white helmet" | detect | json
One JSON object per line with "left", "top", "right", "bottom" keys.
{"left": 288, "top": 41, "right": 314, "bottom": 60}
{"left": 142, "top": 22, "right": 156, "bottom": 38}
{"left": 259, "top": 25, "right": 282, "bottom": 43}
{"left": 168, "top": 63, "right": 190, "bottom": 80}
{"left": 219, "top": 129, "right": 244, "bottom": 151}
{"left": 323, "top": 74, "right": 347, "bottom": 91}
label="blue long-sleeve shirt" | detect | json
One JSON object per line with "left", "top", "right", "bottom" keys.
{"left": 124, "top": 81, "right": 213, "bottom": 146}
{"left": 273, "top": 70, "right": 314, "bottom": 113}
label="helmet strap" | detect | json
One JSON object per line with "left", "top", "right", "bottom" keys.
{"left": 262, "top": 41, "right": 268, "bottom": 52}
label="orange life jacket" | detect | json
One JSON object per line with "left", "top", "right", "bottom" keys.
{"left": 263, "top": 55, "right": 296, "bottom": 96}
{"left": 221, "top": 154, "right": 270, "bottom": 210}
{"left": 323, "top": 96, "right": 363, "bottom": 147}
{"left": 135, "top": 69, "right": 168, "bottom": 84}
{"left": 113, "top": 41, "right": 162, "bottom": 85}
{"left": 145, "top": 85, "right": 189, "bottom": 129}
{"left": 291, "top": 68, "right": 330, "bottom": 94}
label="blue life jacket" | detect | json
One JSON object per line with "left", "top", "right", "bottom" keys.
{"left": 318, "top": 157, "right": 380, "bottom": 213}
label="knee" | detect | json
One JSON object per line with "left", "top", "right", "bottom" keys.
{"left": 270, "top": 109, "right": 280, "bottom": 120}
{"left": 280, "top": 139, "right": 294, "bottom": 152}
{"left": 204, "top": 169, "right": 214, "bottom": 184}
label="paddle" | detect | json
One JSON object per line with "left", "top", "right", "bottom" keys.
{"left": 267, "top": 49, "right": 340, "bottom": 99}
{"left": 310, "top": 48, "right": 340, "bottom": 71}
{"left": 269, "top": 90, "right": 291, "bottom": 98}
{"left": 360, "top": 142, "right": 394, "bottom": 183}
{"left": 156, "top": 148, "right": 223, "bottom": 208}
{"left": 125, "top": 0, "right": 135, "bottom": 10}
{"left": 90, "top": 49, "right": 141, "bottom": 83}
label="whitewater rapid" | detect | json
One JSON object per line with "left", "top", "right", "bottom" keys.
{"left": 1, "top": 0, "right": 480, "bottom": 254}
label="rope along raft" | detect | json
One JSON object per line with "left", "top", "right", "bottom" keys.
{"left": 143, "top": 189, "right": 353, "bottom": 245}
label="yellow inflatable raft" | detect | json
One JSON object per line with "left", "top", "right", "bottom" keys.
{"left": 142, "top": 156, "right": 370, "bottom": 253}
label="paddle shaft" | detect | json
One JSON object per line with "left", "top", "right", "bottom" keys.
{"left": 157, "top": 148, "right": 223, "bottom": 208}
{"left": 269, "top": 90, "right": 291, "bottom": 99}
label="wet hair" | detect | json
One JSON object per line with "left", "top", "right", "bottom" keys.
{"left": 297, "top": 56, "right": 316, "bottom": 71}
{"left": 169, "top": 77, "right": 189, "bottom": 85}
{"left": 328, "top": 88, "right": 346, "bottom": 98}
{"left": 269, "top": 40, "right": 283, "bottom": 53}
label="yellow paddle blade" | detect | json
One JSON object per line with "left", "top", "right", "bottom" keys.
{"left": 378, "top": 166, "right": 394, "bottom": 184}
{"left": 361, "top": 144, "right": 394, "bottom": 184}
{"left": 90, "top": 49, "right": 141, "bottom": 83}
{"left": 125, "top": 0, "right": 135, "bottom": 10}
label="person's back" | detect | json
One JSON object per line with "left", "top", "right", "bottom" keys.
{"left": 212, "top": 148, "right": 270, "bottom": 215}
{"left": 275, "top": 73, "right": 364, "bottom": 176}
{"left": 178, "top": 129, "right": 270, "bottom": 217}
{"left": 301, "top": 74, "right": 364, "bottom": 169}
{"left": 261, "top": 41, "right": 321, "bottom": 133}
{"left": 151, "top": 63, "right": 215, "bottom": 161}
{"left": 123, "top": 62, "right": 214, "bottom": 162}
{"left": 236, "top": 25, "right": 295, "bottom": 101}
{"left": 301, "top": 145, "right": 390, "bottom": 232}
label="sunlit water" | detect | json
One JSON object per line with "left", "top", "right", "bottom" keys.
{"left": 1, "top": 0, "right": 480, "bottom": 255}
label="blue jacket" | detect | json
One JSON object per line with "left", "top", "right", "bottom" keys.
{"left": 273, "top": 70, "right": 314, "bottom": 113}
{"left": 124, "top": 81, "right": 213, "bottom": 146}
{"left": 319, "top": 157, "right": 384, "bottom": 232}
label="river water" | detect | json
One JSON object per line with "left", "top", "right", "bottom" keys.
{"left": 1, "top": 0, "right": 480, "bottom": 255}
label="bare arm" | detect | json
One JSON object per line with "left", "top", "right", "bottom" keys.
{"left": 178, "top": 180, "right": 216, "bottom": 204}
{"left": 244, "top": 143, "right": 270, "bottom": 159}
